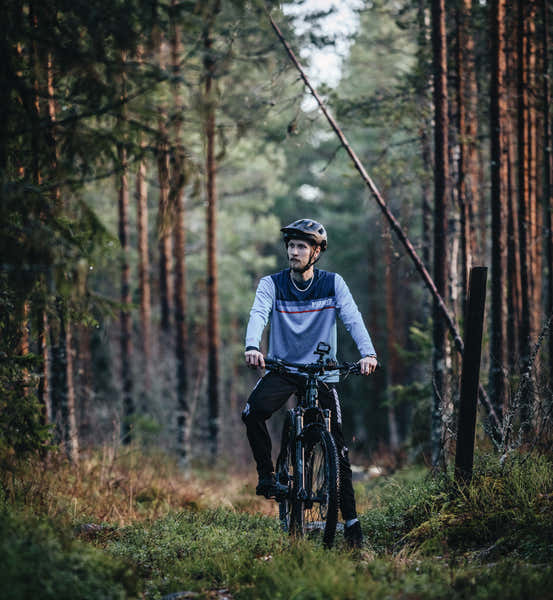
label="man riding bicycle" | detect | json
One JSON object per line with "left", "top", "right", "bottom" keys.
{"left": 242, "top": 218, "right": 378, "bottom": 548}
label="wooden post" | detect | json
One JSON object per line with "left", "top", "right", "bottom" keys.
{"left": 455, "top": 266, "right": 488, "bottom": 484}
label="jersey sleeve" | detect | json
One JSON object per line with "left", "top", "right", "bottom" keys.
{"left": 335, "top": 273, "right": 377, "bottom": 358}
{"left": 245, "top": 276, "right": 275, "bottom": 350}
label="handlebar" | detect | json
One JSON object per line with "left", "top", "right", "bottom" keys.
{"left": 264, "top": 356, "right": 377, "bottom": 376}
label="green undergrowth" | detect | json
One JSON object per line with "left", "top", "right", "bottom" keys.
{"left": 1, "top": 451, "right": 552, "bottom": 599}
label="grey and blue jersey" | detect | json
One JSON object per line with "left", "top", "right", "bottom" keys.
{"left": 245, "top": 268, "right": 376, "bottom": 382}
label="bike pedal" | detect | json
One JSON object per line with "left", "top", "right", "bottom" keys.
{"left": 267, "top": 482, "right": 289, "bottom": 500}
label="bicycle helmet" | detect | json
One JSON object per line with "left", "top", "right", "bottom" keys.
{"left": 281, "top": 219, "right": 328, "bottom": 251}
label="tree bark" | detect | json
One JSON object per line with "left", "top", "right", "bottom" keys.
{"left": 384, "top": 225, "right": 400, "bottom": 451}
{"left": 542, "top": 0, "right": 553, "bottom": 385}
{"left": 489, "top": 0, "right": 508, "bottom": 420}
{"left": 431, "top": 0, "right": 449, "bottom": 468}
{"left": 455, "top": 0, "right": 479, "bottom": 307}
{"left": 157, "top": 37, "right": 173, "bottom": 334}
{"left": 517, "top": 0, "right": 532, "bottom": 421}
{"left": 158, "top": 117, "right": 173, "bottom": 334}
{"left": 527, "top": 6, "right": 541, "bottom": 342}
{"left": 37, "top": 311, "right": 50, "bottom": 424}
{"left": 50, "top": 299, "right": 78, "bottom": 460}
{"left": 136, "top": 152, "right": 151, "bottom": 393}
{"left": 119, "top": 144, "right": 134, "bottom": 444}
{"left": 204, "top": 1, "right": 221, "bottom": 458}
{"left": 170, "top": 1, "right": 190, "bottom": 463}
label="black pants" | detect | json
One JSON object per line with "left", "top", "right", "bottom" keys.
{"left": 242, "top": 371, "right": 358, "bottom": 522}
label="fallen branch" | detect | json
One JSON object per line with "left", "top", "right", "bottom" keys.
{"left": 267, "top": 12, "right": 500, "bottom": 432}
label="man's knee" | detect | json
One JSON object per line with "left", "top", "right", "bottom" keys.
{"left": 241, "top": 402, "right": 268, "bottom": 425}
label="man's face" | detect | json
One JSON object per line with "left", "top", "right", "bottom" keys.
{"left": 287, "top": 238, "right": 320, "bottom": 271}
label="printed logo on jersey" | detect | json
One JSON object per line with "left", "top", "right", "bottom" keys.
{"left": 275, "top": 297, "right": 336, "bottom": 315}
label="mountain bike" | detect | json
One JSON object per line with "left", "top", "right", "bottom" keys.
{"left": 264, "top": 341, "right": 363, "bottom": 548}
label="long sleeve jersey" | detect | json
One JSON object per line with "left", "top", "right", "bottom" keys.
{"left": 245, "top": 268, "right": 376, "bottom": 382}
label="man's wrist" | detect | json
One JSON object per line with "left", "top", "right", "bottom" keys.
{"left": 245, "top": 346, "right": 259, "bottom": 352}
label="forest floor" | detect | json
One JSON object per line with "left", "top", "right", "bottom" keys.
{"left": 1, "top": 447, "right": 553, "bottom": 599}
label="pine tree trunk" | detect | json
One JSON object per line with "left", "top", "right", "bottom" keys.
{"left": 431, "top": 0, "right": 449, "bottom": 468}
{"left": 416, "top": 0, "right": 433, "bottom": 299}
{"left": 170, "top": 3, "right": 190, "bottom": 463}
{"left": 517, "top": 0, "right": 532, "bottom": 415}
{"left": 507, "top": 131, "right": 522, "bottom": 370}
{"left": 158, "top": 118, "right": 173, "bottom": 334}
{"left": 136, "top": 153, "right": 151, "bottom": 393}
{"left": 50, "top": 299, "right": 78, "bottom": 461}
{"left": 490, "top": 0, "right": 508, "bottom": 421}
{"left": 542, "top": 0, "right": 553, "bottom": 383}
{"left": 119, "top": 145, "right": 134, "bottom": 444}
{"left": 456, "top": 0, "right": 479, "bottom": 307}
{"left": 384, "top": 225, "right": 400, "bottom": 451}
{"left": 527, "top": 7, "right": 541, "bottom": 341}
{"left": 204, "top": 2, "right": 221, "bottom": 458}
{"left": 65, "top": 317, "right": 78, "bottom": 459}
{"left": 37, "top": 311, "right": 50, "bottom": 424}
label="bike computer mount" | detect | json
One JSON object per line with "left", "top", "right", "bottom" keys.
{"left": 313, "top": 341, "right": 330, "bottom": 358}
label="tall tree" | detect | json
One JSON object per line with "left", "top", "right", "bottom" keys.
{"left": 455, "top": 0, "right": 479, "bottom": 306}
{"left": 204, "top": 0, "right": 222, "bottom": 458}
{"left": 431, "top": 0, "right": 449, "bottom": 467}
{"left": 384, "top": 222, "right": 400, "bottom": 451}
{"left": 542, "top": 0, "right": 553, "bottom": 382}
{"left": 158, "top": 40, "right": 174, "bottom": 335}
{"left": 136, "top": 150, "right": 151, "bottom": 394}
{"left": 489, "top": 0, "right": 508, "bottom": 420}
{"left": 119, "top": 143, "right": 134, "bottom": 443}
{"left": 50, "top": 299, "right": 79, "bottom": 460}
{"left": 118, "top": 53, "right": 134, "bottom": 444}
{"left": 517, "top": 0, "right": 532, "bottom": 417}
{"left": 170, "top": 0, "right": 190, "bottom": 463}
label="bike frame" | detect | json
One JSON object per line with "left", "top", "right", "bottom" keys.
{"left": 266, "top": 342, "right": 360, "bottom": 505}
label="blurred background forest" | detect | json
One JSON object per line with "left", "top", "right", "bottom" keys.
{"left": 2, "top": 0, "right": 552, "bottom": 470}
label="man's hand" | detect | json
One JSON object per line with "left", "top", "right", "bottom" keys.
{"left": 245, "top": 349, "right": 265, "bottom": 369}
{"left": 358, "top": 356, "right": 378, "bottom": 375}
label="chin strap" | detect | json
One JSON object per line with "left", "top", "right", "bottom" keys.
{"left": 291, "top": 246, "right": 321, "bottom": 273}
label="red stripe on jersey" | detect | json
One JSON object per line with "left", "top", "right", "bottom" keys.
{"left": 276, "top": 305, "right": 336, "bottom": 314}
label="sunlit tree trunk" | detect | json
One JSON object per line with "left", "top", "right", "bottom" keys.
{"left": 504, "top": 8, "right": 523, "bottom": 372}
{"left": 455, "top": 0, "right": 479, "bottom": 308}
{"left": 507, "top": 130, "right": 522, "bottom": 370}
{"left": 517, "top": 0, "right": 532, "bottom": 415}
{"left": 431, "top": 0, "right": 449, "bottom": 468}
{"left": 489, "top": 0, "right": 508, "bottom": 420}
{"left": 204, "top": 0, "right": 221, "bottom": 458}
{"left": 527, "top": 6, "right": 541, "bottom": 342}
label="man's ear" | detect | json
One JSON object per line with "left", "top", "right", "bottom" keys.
{"left": 313, "top": 245, "right": 321, "bottom": 259}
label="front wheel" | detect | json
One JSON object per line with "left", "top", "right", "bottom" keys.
{"left": 300, "top": 425, "right": 340, "bottom": 548}
{"left": 275, "top": 410, "right": 296, "bottom": 533}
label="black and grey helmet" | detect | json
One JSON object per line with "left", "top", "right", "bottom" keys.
{"left": 281, "top": 219, "right": 328, "bottom": 251}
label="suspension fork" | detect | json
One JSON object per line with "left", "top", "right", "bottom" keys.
{"left": 294, "top": 407, "right": 304, "bottom": 497}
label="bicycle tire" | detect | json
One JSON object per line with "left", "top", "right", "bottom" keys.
{"left": 300, "top": 425, "right": 340, "bottom": 548}
{"left": 275, "top": 410, "right": 296, "bottom": 533}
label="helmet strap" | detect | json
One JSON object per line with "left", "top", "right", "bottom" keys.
{"left": 291, "top": 245, "right": 321, "bottom": 273}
